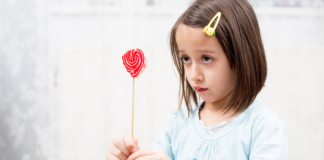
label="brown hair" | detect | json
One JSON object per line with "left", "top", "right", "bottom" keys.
{"left": 170, "top": 0, "right": 267, "bottom": 116}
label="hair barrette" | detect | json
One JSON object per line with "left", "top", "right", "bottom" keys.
{"left": 203, "top": 12, "right": 222, "bottom": 36}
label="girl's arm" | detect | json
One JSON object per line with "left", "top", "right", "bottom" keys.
{"left": 249, "top": 114, "right": 288, "bottom": 160}
{"left": 152, "top": 110, "right": 178, "bottom": 160}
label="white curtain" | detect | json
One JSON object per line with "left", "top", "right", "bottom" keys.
{"left": 0, "top": 0, "right": 57, "bottom": 160}
{"left": 0, "top": 0, "right": 324, "bottom": 160}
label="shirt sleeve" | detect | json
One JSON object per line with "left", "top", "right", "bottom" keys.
{"left": 152, "top": 110, "right": 177, "bottom": 160}
{"left": 249, "top": 114, "right": 288, "bottom": 160}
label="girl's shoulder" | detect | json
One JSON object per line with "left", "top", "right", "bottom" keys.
{"left": 248, "top": 99, "right": 283, "bottom": 121}
{"left": 163, "top": 102, "right": 203, "bottom": 128}
{"left": 244, "top": 99, "right": 286, "bottom": 134}
{"left": 165, "top": 102, "right": 203, "bottom": 121}
{"left": 164, "top": 100, "right": 285, "bottom": 130}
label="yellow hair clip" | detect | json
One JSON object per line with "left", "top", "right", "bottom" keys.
{"left": 203, "top": 12, "right": 222, "bottom": 36}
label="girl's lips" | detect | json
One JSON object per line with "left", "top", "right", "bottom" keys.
{"left": 194, "top": 86, "right": 208, "bottom": 92}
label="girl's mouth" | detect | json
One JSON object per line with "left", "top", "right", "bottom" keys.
{"left": 194, "top": 86, "right": 208, "bottom": 92}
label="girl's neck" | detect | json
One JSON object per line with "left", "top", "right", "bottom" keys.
{"left": 204, "top": 101, "right": 228, "bottom": 113}
{"left": 199, "top": 93, "right": 241, "bottom": 125}
{"left": 199, "top": 103, "right": 240, "bottom": 126}
{"left": 203, "top": 90, "right": 233, "bottom": 113}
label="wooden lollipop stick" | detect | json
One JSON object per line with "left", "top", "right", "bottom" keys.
{"left": 122, "top": 47, "right": 146, "bottom": 140}
{"left": 132, "top": 77, "right": 135, "bottom": 138}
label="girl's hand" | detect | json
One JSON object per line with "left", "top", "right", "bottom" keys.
{"left": 127, "top": 149, "right": 171, "bottom": 160}
{"left": 106, "top": 135, "right": 139, "bottom": 160}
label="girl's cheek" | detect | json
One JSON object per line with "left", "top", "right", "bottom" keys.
{"left": 184, "top": 66, "right": 191, "bottom": 79}
{"left": 184, "top": 72, "right": 191, "bottom": 84}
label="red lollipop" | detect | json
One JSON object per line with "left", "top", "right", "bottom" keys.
{"left": 122, "top": 48, "right": 147, "bottom": 78}
{"left": 122, "top": 48, "right": 147, "bottom": 138}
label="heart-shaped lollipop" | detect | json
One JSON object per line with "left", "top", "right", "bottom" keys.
{"left": 122, "top": 48, "right": 147, "bottom": 138}
{"left": 122, "top": 48, "right": 147, "bottom": 78}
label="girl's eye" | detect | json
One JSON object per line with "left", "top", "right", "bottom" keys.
{"left": 202, "top": 56, "right": 213, "bottom": 63}
{"left": 182, "top": 56, "right": 191, "bottom": 63}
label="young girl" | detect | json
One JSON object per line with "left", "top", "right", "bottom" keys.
{"left": 107, "top": 0, "right": 288, "bottom": 159}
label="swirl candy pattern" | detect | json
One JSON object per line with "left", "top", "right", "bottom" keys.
{"left": 122, "top": 48, "right": 147, "bottom": 78}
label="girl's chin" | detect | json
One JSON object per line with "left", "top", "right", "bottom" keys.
{"left": 200, "top": 94, "right": 231, "bottom": 104}
{"left": 199, "top": 96, "right": 216, "bottom": 103}
{"left": 199, "top": 94, "right": 224, "bottom": 103}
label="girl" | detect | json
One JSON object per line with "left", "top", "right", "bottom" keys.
{"left": 107, "top": 0, "right": 288, "bottom": 159}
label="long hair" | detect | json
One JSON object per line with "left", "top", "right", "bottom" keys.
{"left": 170, "top": 0, "right": 267, "bottom": 116}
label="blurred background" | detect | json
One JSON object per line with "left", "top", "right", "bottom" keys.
{"left": 0, "top": 0, "right": 323, "bottom": 160}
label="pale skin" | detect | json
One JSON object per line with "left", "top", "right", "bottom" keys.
{"left": 106, "top": 23, "right": 240, "bottom": 160}
{"left": 176, "top": 24, "right": 241, "bottom": 125}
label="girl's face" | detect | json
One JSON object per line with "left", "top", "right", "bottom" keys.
{"left": 176, "top": 23, "right": 235, "bottom": 104}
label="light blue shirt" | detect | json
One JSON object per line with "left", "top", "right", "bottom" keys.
{"left": 153, "top": 100, "right": 288, "bottom": 160}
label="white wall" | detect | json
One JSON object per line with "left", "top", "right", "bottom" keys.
{"left": 51, "top": 5, "right": 324, "bottom": 160}
{"left": 255, "top": 8, "right": 324, "bottom": 159}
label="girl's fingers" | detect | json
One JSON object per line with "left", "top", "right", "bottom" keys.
{"left": 106, "top": 152, "right": 120, "bottom": 160}
{"left": 108, "top": 144, "right": 128, "bottom": 160}
{"left": 112, "top": 136, "right": 131, "bottom": 156}
{"left": 133, "top": 137, "right": 139, "bottom": 145}
{"left": 132, "top": 155, "right": 157, "bottom": 160}
{"left": 122, "top": 135, "right": 138, "bottom": 153}
{"left": 133, "top": 137, "right": 141, "bottom": 150}
{"left": 127, "top": 149, "right": 157, "bottom": 160}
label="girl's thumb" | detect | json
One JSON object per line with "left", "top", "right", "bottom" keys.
{"left": 133, "top": 137, "right": 139, "bottom": 144}
{"left": 133, "top": 137, "right": 141, "bottom": 150}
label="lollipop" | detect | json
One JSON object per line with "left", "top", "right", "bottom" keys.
{"left": 122, "top": 48, "right": 147, "bottom": 138}
{"left": 122, "top": 48, "right": 146, "bottom": 78}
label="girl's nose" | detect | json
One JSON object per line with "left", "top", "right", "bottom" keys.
{"left": 189, "top": 63, "right": 203, "bottom": 82}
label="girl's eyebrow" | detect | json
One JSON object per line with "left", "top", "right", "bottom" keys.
{"left": 178, "top": 49, "right": 217, "bottom": 54}
{"left": 197, "top": 50, "right": 217, "bottom": 54}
